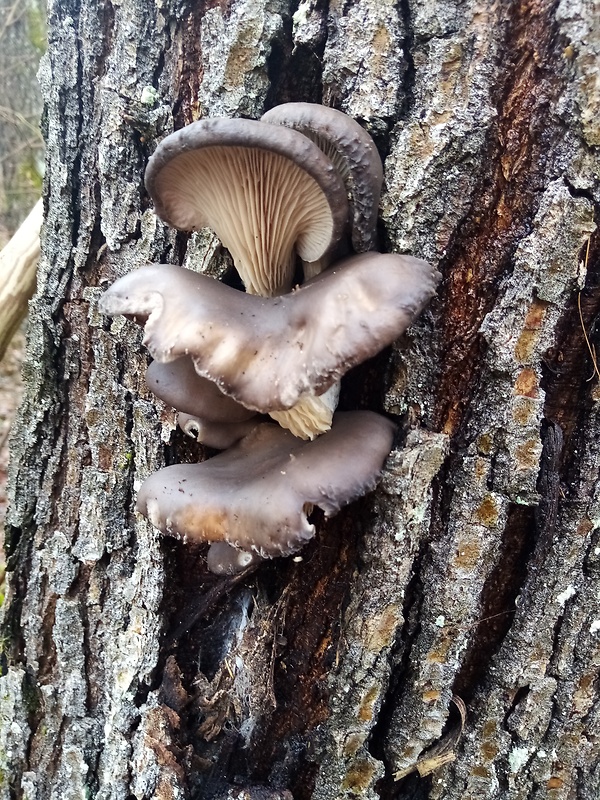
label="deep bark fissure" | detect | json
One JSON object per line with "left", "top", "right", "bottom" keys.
{"left": 366, "top": 466, "right": 450, "bottom": 767}
{"left": 433, "top": 0, "right": 565, "bottom": 437}
{"left": 452, "top": 503, "right": 537, "bottom": 703}
{"left": 395, "top": 0, "right": 414, "bottom": 121}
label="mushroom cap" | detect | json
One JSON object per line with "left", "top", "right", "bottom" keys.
{"left": 145, "top": 117, "right": 349, "bottom": 296}
{"left": 99, "top": 253, "right": 440, "bottom": 414}
{"left": 147, "top": 357, "right": 255, "bottom": 423}
{"left": 261, "top": 103, "right": 383, "bottom": 252}
{"left": 136, "top": 411, "right": 396, "bottom": 558}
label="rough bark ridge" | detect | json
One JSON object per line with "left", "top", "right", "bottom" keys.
{"left": 1, "top": 0, "right": 599, "bottom": 799}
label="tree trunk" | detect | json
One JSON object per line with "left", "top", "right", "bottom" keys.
{"left": 2, "top": 1, "right": 599, "bottom": 799}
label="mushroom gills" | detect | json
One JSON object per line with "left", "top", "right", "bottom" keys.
{"left": 261, "top": 103, "right": 384, "bottom": 253}
{"left": 145, "top": 118, "right": 349, "bottom": 296}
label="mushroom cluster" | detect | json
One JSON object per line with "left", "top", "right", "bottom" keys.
{"left": 100, "top": 104, "right": 440, "bottom": 574}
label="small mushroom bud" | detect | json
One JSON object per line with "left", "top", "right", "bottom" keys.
{"left": 146, "top": 356, "right": 258, "bottom": 447}
{"left": 177, "top": 412, "right": 259, "bottom": 450}
{"left": 206, "top": 542, "right": 262, "bottom": 575}
{"left": 147, "top": 357, "right": 255, "bottom": 424}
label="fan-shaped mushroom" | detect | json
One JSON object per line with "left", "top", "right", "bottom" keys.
{"left": 99, "top": 252, "right": 440, "bottom": 419}
{"left": 136, "top": 411, "right": 396, "bottom": 567}
{"left": 262, "top": 102, "right": 383, "bottom": 258}
{"left": 146, "top": 357, "right": 258, "bottom": 446}
{"left": 145, "top": 117, "right": 349, "bottom": 296}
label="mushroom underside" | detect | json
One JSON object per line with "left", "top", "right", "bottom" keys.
{"left": 145, "top": 118, "right": 349, "bottom": 296}
{"left": 261, "top": 103, "right": 383, "bottom": 253}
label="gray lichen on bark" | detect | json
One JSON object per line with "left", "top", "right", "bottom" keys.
{"left": 312, "top": 431, "right": 449, "bottom": 799}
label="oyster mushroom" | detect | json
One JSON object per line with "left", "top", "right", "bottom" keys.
{"left": 136, "top": 411, "right": 396, "bottom": 570}
{"left": 260, "top": 103, "right": 385, "bottom": 431}
{"left": 147, "top": 357, "right": 258, "bottom": 447}
{"left": 177, "top": 411, "right": 259, "bottom": 450}
{"left": 145, "top": 116, "right": 354, "bottom": 436}
{"left": 262, "top": 102, "right": 383, "bottom": 259}
{"left": 99, "top": 252, "right": 440, "bottom": 420}
{"left": 145, "top": 117, "right": 349, "bottom": 297}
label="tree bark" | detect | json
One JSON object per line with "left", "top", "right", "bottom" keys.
{"left": 2, "top": 1, "right": 599, "bottom": 799}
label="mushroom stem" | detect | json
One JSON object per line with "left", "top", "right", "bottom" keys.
{"left": 269, "top": 383, "right": 340, "bottom": 440}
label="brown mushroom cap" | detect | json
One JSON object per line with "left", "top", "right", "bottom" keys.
{"left": 136, "top": 411, "right": 396, "bottom": 558}
{"left": 146, "top": 357, "right": 255, "bottom": 423}
{"left": 261, "top": 103, "right": 383, "bottom": 253}
{"left": 145, "top": 117, "right": 349, "bottom": 296}
{"left": 99, "top": 253, "right": 440, "bottom": 414}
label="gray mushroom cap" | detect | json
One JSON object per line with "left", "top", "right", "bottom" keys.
{"left": 136, "top": 411, "right": 396, "bottom": 558}
{"left": 98, "top": 253, "right": 440, "bottom": 414}
{"left": 146, "top": 357, "right": 255, "bottom": 423}
{"left": 261, "top": 103, "right": 383, "bottom": 253}
{"left": 145, "top": 117, "right": 349, "bottom": 296}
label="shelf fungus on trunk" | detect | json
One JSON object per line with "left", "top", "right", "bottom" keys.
{"left": 144, "top": 113, "right": 353, "bottom": 438}
{"left": 135, "top": 411, "right": 396, "bottom": 573}
{"left": 261, "top": 102, "right": 383, "bottom": 259}
{"left": 98, "top": 253, "right": 440, "bottom": 419}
